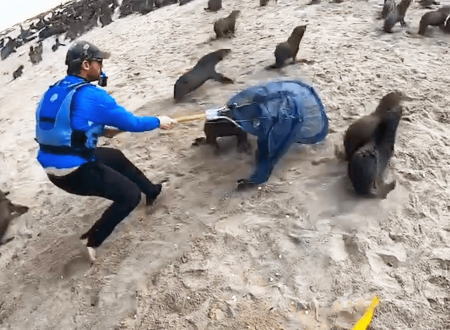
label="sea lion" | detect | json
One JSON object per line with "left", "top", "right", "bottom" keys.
{"left": 174, "top": 48, "right": 233, "bottom": 101}
{"left": 214, "top": 10, "right": 240, "bottom": 39}
{"left": 266, "top": 25, "right": 307, "bottom": 69}
{"left": 192, "top": 118, "right": 250, "bottom": 154}
{"left": 51, "top": 37, "right": 66, "bottom": 52}
{"left": 343, "top": 91, "right": 405, "bottom": 161}
{"left": 418, "top": 0, "right": 440, "bottom": 9}
{"left": 99, "top": 0, "right": 114, "bottom": 27}
{"left": 1, "top": 37, "right": 17, "bottom": 61}
{"left": 204, "top": 0, "right": 222, "bottom": 11}
{"left": 383, "top": 0, "right": 412, "bottom": 33}
{"left": 0, "top": 190, "right": 29, "bottom": 244}
{"left": 65, "top": 18, "right": 85, "bottom": 41}
{"left": 380, "top": 0, "right": 396, "bottom": 20}
{"left": 81, "top": 4, "right": 100, "bottom": 31}
{"left": 179, "top": 0, "right": 194, "bottom": 5}
{"left": 29, "top": 42, "right": 43, "bottom": 65}
{"left": 119, "top": 0, "right": 134, "bottom": 17}
{"left": 348, "top": 107, "right": 402, "bottom": 199}
{"left": 18, "top": 25, "right": 35, "bottom": 43}
{"left": 155, "top": 0, "right": 177, "bottom": 8}
{"left": 137, "top": 0, "right": 155, "bottom": 14}
{"left": 38, "top": 23, "right": 67, "bottom": 41}
{"left": 418, "top": 6, "right": 450, "bottom": 35}
{"left": 260, "top": 0, "right": 277, "bottom": 6}
{"left": 12, "top": 65, "right": 24, "bottom": 80}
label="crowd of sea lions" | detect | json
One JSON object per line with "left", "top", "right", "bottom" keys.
{"left": 1, "top": 0, "right": 448, "bottom": 243}
{"left": 1, "top": 0, "right": 448, "bottom": 80}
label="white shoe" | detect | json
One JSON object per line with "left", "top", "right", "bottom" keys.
{"left": 81, "top": 238, "right": 97, "bottom": 263}
{"left": 87, "top": 247, "right": 96, "bottom": 263}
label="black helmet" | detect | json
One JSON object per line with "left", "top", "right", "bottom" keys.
{"left": 65, "top": 41, "right": 110, "bottom": 66}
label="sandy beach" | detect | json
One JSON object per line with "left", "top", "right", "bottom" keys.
{"left": 0, "top": 0, "right": 448, "bottom": 328}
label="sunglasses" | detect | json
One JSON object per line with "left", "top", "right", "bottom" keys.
{"left": 88, "top": 58, "right": 103, "bottom": 65}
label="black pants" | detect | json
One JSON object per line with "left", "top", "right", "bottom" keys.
{"left": 48, "top": 147, "right": 161, "bottom": 247}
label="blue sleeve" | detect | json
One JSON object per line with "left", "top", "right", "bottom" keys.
{"left": 77, "top": 87, "right": 160, "bottom": 132}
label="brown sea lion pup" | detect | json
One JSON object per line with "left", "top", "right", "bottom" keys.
{"left": 266, "top": 25, "right": 307, "bottom": 69}
{"left": 29, "top": 42, "right": 43, "bottom": 65}
{"left": 12, "top": 65, "right": 24, "bottom": 80}
{"left": 192, "top": 119, "right": 250, "bottom": 154}
{"left": 347, "top": 106, "right": 402, "bottom": 199}
{"left": 260, "top": 0, "right": 277, "bottom": 6}
{"left": 343, "top": 91, "right": 406, "bottom": 161}
{"left": 174, "top": 49, "right": 234, "bottom": 101}
{"left": 1, "top": 37, "right": 17, "bottom": 61}
{"left": 0, "top": 190, "right": 29, "bottom": 244}
{"left": 214, "top": 10, "right": 240, "bottom": 38}
{"left": 51, "top": 37, "right": 66, "bottom": 52}
{"left": 383, "top": 0, "right": 412, "bottom": 33}
{"left": 99, "top": 0, "right": 114, "bottom": 27}
{"left": 204, "top": 0, "right": 222, "bottom": 11}
{"left": 380, "top": 0, "right": 396, "bottom": 20}
{"left": 418, "top": 6, "right": 450, "bottom": 35}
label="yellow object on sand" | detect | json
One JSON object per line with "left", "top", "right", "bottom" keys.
{"left": 352, "top": 296, "right": 380, "bottom": 330}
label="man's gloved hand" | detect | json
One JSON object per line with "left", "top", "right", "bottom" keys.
{"left": 158, "top": 116, "right": 177, "bottom": 130}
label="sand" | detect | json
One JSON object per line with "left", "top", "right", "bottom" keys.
{"left": 0, "top": 0, "right": 449, "bottom": 329}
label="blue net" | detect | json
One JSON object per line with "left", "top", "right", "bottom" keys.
{"left": 225, "top": 80, "right": 329, "bottom": 184}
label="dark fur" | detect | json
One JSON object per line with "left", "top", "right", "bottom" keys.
{"left": 29, "top": 42, "right": 43, "bottom": 65}
{"left": 154, "top": 0, "right": 177, "bottom": 8}
{"left": 418, "top": 6, "right": 450, "bottom": 35}
{"left": 12, "top": 65, "right": 24, "bottom": 80}
{"left": 204, "top": 0, "right": 222, "bottom": 11}
{"left": 0, "top": 190, "right": 29, "bottom": 244}
{"left": 380, "top": 0, "right": 396, "bottom": 19}
{"left": 214, "top": 10, "right": 240, "bottom": 38}
{"left": 344, "top": 91, "right": 404, "bottom": 160}
{"left": 193, "top": 119, "right": 250, "bottom": 153}
{"left": 344, "top": 92, "right": 405, "bottom": 198}
{"left": 348, "top": 109, "right": 402, "bottom": 198}
{"left": 173, "top": 49, "right": 233, "bottom": 101}
{"left": 266, "top": 25, "right": 307, "bottom": 69}
{"left": 19, "top": 25, "right": 35, "bottom": 43}
{"left": 51, "top": 37, "right": 66, "bottom": 52}
{"left": 99, "top": 0, "right": 114, "bottom": 27}
{"left": 383, "top": 0, "right": 412, "bottom": 33}
{"left": 419, "top": 0, "right": 440, "bottom": 9}
{"left": 65, "top": 18, "right": 85, "bottom": 41}
{"left": 1, "top": 37, "right": 17, "bottom": 61}
{"left": 260, "top": 0, "right": 277, "bottom": 6}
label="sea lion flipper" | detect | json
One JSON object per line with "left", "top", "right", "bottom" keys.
{"left": 265, "top": 63, "right": 278, "bottom": 70}
{"left": 376, "top": 178, "right": 396, "bottom": 199}
{"left": 212, "top": 72, "right": 234, "bottom": 84}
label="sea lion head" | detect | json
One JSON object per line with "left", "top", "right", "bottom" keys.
{"left": 293, "top": 25, "right": 307, "bottom": 35}
{"left": 174, "top": 75, "right": 192, "bottom": 101}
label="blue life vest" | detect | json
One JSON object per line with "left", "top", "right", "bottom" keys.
{"left": 35, "top": 79, "right": 102, "bottom": 158}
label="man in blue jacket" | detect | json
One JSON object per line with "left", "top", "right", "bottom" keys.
{"left": 35, "top": 41, "right": 176, "bottom": 261}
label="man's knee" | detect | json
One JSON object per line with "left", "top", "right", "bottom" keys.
{"left": 125, "top": 185, "right": 142, "bottom": 209}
